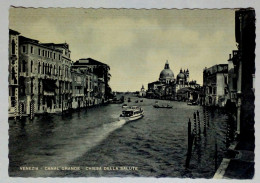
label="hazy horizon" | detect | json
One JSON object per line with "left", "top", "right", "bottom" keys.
{"left": 9, "top": 8, "right": 237, "bottom": 92}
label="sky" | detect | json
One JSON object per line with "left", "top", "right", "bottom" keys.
{"left": 9, "top": 8, "right": 237, "bottom": 92}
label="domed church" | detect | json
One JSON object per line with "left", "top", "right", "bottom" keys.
{"left": 147, "top": 61, "right": 200, "bottom": 100}
{"left": 159, "top": 60, "right": 174, "bottom": 84}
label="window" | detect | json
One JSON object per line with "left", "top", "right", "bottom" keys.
{"left": 48, "top": 51, "right": 49, "bottom": 58}
{"left": 50, "top": 52, "right": 52, "bottom": 58}
{"left": 11, "top": 40, "right": 15, "bottom": 55}
{"left": 42, "top": 63, "right": 45, "bottom": 74}
{"left": 31, "top": 78, "right": 33, "bottom": 93}
{"left": 31, "top": 60, "right": 33, "bottom": 73}
{"left": 23, "top": 46, "right": 26, "bottom": 53}
{"left": 45, "top": 51, "right": 47, "bottom": 57}
{"left": 22, "top": 60, "right": 26, "bottom": 72}
{"left": 38, "top": 48, "right": 41, "bottom": 55}
{"left": 224, "top": 76, "right": 228, "bottom": 84}
{"left": 59, "top": 54, "right": 61, "bottom": 60}
{"left": 31, "top": 46, "right": 33, "bottom": 54}
{"left": 42, "top": 50, "right": 44, "bottom": 56}
{"left": 54, "top": 53, "right": 56, "bottom": 59}
{"left": 38, "top": 62, "right": 41, "bottom": 73}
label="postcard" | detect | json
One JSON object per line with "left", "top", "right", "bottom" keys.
{"left": 2, "top": 2, "right": 258, "bottom": 182}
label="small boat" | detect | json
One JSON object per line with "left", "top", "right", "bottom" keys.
{"left": 122, "top": 104, "right": 128, "bottom": 108}
{"left": 153, "top": 104, "right": 173, "bottom": 108}
{"left": 119, "top": 106, "right": 144, "bottom": 122}
{"left": 187, "top": 101, "right": 198, "bottom": 106}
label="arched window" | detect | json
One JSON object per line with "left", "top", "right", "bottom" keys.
{"left": 12, "top": 40, "right": 15, "bottom": 55}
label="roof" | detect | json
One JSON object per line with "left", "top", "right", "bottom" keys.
{"left": 42, "top": 43, "right": 70, "bottom": 49}
{"left": 9, "top": 29, "right": 20, "bottom": 35}
{"left": 19, "top": 36, "right": 63, "bottom": 53}
{"left": 74, "top": 58, "right": 109, "bottom": 67}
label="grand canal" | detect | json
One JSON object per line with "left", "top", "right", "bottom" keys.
{"left": 9, "top": 95, "right": 230, "bottom": 178}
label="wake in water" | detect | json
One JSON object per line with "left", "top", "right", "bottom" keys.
{"left": 34, "top": 119, "right": 127, "bottom": 176}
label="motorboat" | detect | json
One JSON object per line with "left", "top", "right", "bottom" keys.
{"left": 119, "top": 106, "right": 144, "bottom": 122}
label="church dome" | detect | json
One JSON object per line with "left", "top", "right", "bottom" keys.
{"left": 159, "top": 61, "right": 174, "bottom": 80}
{"left": 177, "top": 72, "right": 186, "bottom": 80}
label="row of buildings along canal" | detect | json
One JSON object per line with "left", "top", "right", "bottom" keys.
{"left": 137, "top": 9, "right": 255, "bottom": 141}
{"left": 9, "top": 29, "right": 113, "bottom": 119}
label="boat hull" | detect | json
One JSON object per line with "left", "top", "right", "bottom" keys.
{"left": 153, "top": 105, "right": 173, "bottom": 108}
{"left": 119, "top": 112, "right": 144, "bottom": 122}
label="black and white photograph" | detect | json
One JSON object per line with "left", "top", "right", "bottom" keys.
{"left": 4, "top": 4, "right": 257, "bottom": 181}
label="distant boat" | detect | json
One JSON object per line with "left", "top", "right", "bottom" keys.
{"left": 119, "top": 106, "right": 144, "bottom": 122}
{"left": 122, "top": 104, "right": 128, "bottom": 108}
{"left": 187, "top": 101, "right": 198, "bottom": 106}
{"left": 153, "top": 104, "right": 173, "bottom": 108}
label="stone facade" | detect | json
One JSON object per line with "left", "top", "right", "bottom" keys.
{"left": 203, "top": 64, "right": 229, "bottom": 107}
{"left": 18, "top": 36, "right": 73, "bottom": 115}
{"left": 8, "top": 29, "right": 20, "bottom": 118}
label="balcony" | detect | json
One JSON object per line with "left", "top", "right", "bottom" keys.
{"left": 20, "top": 72, "right": 28, "bottom": 77}
{"left": 10, "top": 54, "right": 17, "bottom": 61}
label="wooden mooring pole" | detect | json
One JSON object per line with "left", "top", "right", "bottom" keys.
{"left": 193, "top": 112, "right": 197, "bottom": 143}
{"left": 206, "top": 109, "right": 209, "bottom": 127}
{"left": 203, "top": 108, "right": 206, "bottom": 136}
{"left": 215, "top": 142, "right": 218, "bottom": 171}
{"left": 186, "top": 118, "right": 194, "bottom": 168}
{"left": 197, "top": 110, "right": 201, "bottom": 136}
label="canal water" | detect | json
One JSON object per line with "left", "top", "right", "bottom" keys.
{"left": 9, "top": 96, "right": 230, "bottom": 178}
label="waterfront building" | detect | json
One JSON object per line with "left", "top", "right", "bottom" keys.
{"left": 147, "top": 61, "right": 200, "bottom": 101}
{"left": 230, "top": 9, "right": 255, "bottom": 138}
{"left": 139, "top": 85, "right": 146, "bottom": 97}
{"left": 72, "top": 58, "right": 111, "bottom": 104}
{"left": 9, "top": 31, "right": 73, "bottom": 117}
{"left": 8, "top": 29, "right": 20, "bottom": 118}
{"left": 71, "top": 68, "right": 86, "bottom": 109}
{"left": 203, "top": 64, "right": 229, "bottom": 107}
